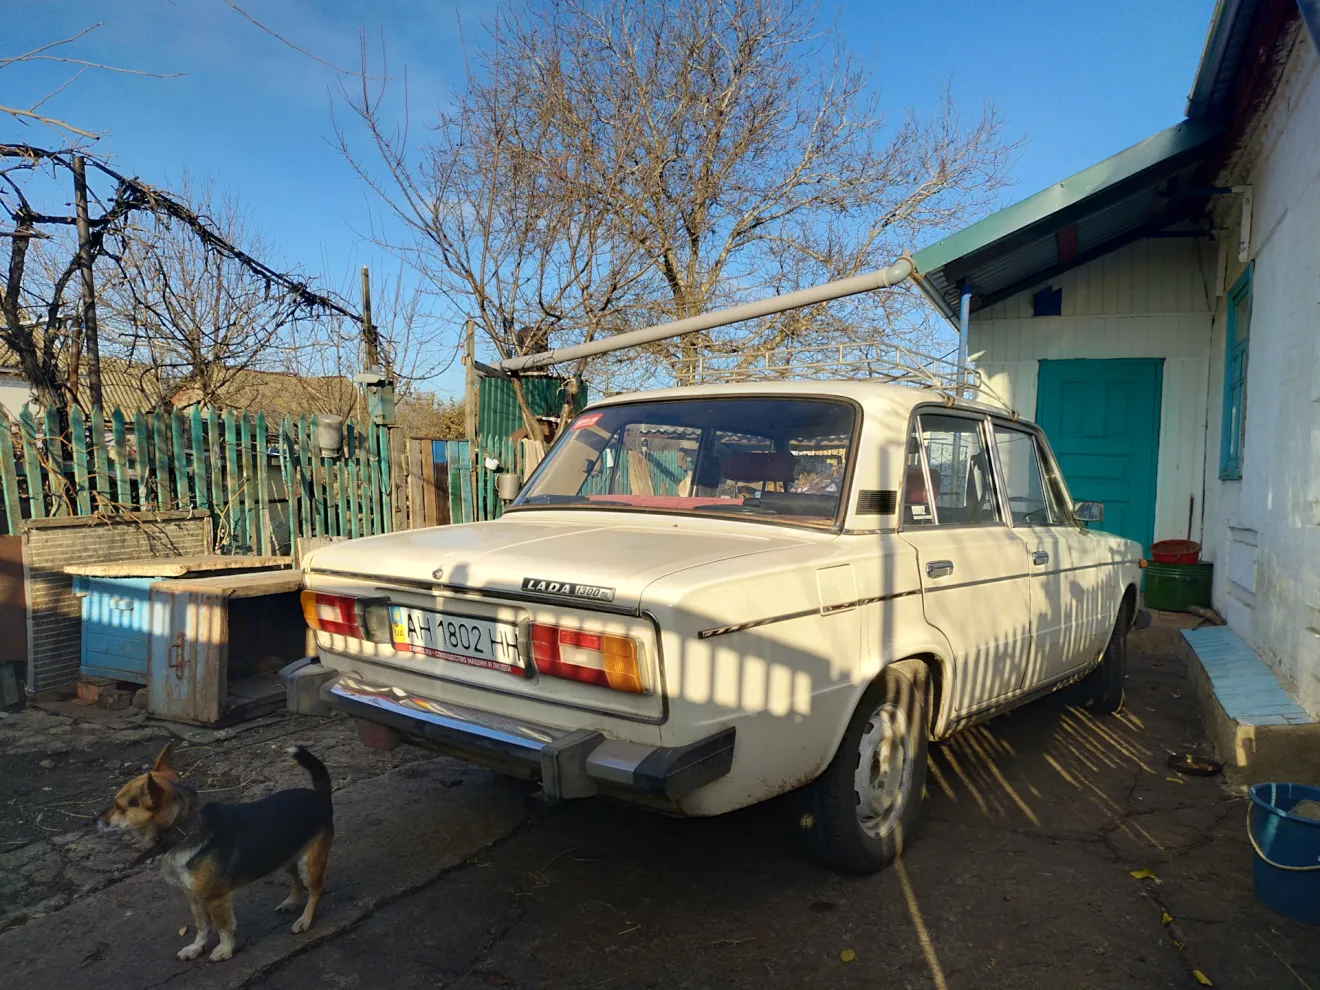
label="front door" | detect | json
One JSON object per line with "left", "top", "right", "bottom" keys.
{"left": 899, "top": 411, "right": 1032, "bottom": 716}
{"left": 1035, "top": 359, "right": 1162, "bottom": 553}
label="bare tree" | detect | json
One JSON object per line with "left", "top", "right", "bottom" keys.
{"left": 336, "top": 22, "right": 652, "bottom": 443}
{"left": 338, "top": 0, "right": 1014, "bottom": 399}
{"left": 1, "top": 24, "right": 180, "bottom": 141}
{"left": 99, "top": 175, "right": 319, "bottom": 408}
{"left": 1, "top": 146, "right": 359, "bottom": 417}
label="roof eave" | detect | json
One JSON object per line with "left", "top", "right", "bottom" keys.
{"left": 1186, "top": 0, "right": 1242, "bottom": 117}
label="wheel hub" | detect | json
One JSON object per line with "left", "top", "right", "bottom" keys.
{"left": 854, "top": 702, "right": 911, "bottom": 838}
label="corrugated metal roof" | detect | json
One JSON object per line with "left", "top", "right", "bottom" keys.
{"left": 911, "top": 119, "right": 1224, "bottom": 321}
{"left": 0, "top": 344, "right": 358, "bottom": 418}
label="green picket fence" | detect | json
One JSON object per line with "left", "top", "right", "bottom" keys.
{"left": 0, "top": 403, "right": 393, "bottom": 550}
{"left": 434, "top": 435, "right": 520, "bottom": 525}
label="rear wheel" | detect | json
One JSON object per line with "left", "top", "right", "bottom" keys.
{"left": 1081, "top": 601, "right": 1129, "bottom": 714}
{"left": 797, "top": 663, "right": 928, "bottom": 874}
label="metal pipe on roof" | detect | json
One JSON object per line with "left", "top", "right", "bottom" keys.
{"left": 494, "top": 256, "right": 915, "bottom": 374}
{"left": 958, "top": 284, "right": 973, "bottom": 399}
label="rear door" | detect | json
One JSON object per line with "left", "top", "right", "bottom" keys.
{"left": 899, "top": 411, "right": 1032, "bottom": 715}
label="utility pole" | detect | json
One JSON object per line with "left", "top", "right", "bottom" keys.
{"left": 352, "top": 265, "right": 394, "bottom": 426}
{"left": 463, "top": 319, "right": 477, "bottom": 443}
{"left": 72, "top": 155, "right": 103, "bottom": 409}
{"left": 360, "top": 266, "right": 380, "bottom": 371}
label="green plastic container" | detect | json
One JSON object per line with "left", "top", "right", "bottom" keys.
{"left": 1143, "top": 561, "right": 1213, "bottom": 612}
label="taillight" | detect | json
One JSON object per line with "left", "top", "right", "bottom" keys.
{"left": 529, "top": 623, "right": 645, "bottom": 694}
{"left": 301, "top": 591, "right": 391, "bottom": 643}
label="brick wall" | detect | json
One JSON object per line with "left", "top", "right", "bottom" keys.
{"left": 23, "top": 511, "right": 211, "bottom": 693}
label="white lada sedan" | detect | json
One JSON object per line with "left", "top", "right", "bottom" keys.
{"left": 301, "top": 382, "right": 1143, "bottom": 873}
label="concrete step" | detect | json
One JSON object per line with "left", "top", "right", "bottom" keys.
{"left": 1178, "top": 626, "right": 1320, "bottom": 787}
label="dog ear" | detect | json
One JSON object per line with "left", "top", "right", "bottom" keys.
{"left": 151, "top": 741, "right": 176, "bottom": 774}
{"left": 143, "top": 772, "right": 168, "bottom": 811}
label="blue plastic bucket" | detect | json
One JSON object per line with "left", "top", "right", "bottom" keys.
{"left": 1248, "top": 782, "right": 1320, "bottom": 924}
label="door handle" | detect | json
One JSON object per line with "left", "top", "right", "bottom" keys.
{"left": 1032, "top": 551, "right": 1050, "bottom": 566}
{"left": 926, "top": 560, "right": 954, "bottom": 578}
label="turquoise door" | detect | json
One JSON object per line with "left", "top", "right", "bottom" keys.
{"left": 1035, "top": 359, "right": 1162, "bottom": 552}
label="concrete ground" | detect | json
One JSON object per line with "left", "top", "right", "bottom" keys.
{"left": 3, "top": 645, "right": 1320, "bottom": 989}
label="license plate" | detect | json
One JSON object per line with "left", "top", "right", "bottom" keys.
{"left": 388, "top": 606, "right": 523, "bottom": 674}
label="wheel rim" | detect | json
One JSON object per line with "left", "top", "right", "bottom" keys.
{"left": 854, "top": 701, "right": 912, "bottom": 838}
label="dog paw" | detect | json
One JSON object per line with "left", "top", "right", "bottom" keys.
{"left": 275, "top": 897, "right": 300, "bottom": 914}
{"left": 208, "top": 944, "right": 233, "bottom": 963}
{"left": 177, "top": 943, "right": 205, "bottom": 961}
{"left": 291, "top": 916, "right": 312, "bottom": 934}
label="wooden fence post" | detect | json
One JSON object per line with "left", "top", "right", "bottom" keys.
{"left": 346, "top": 420, "right": 360, "bottom": 539}
{"left": 240, "top": 413, "right": 256, "bottom": 549}
{"left": 256, "top": 412, "right": 270, "bottom": 553}
{"left": 0, "top": 410, "right": 23, "bottom": 534}
{"left": 132, "top": 411, "right": 151, "bottom": 511}
{"left": 171, "top": 410, "right": 188, "bottom": 509}
{"left": 70, "top": 404, "right": 90, "bottom": 515}
{"left": 43, "top": 407, "right": 66, "bottom": 515}
{"left": 18, "top": 407, "right": 44, "bottom": 519}
{"left": 90, "top": 404, "right": 109, "bottom": 512}
{"left": 192, "top": 407, "right": 209, "bottom": 510}
{"left": 152, "top": 411, "right": 171, "bottom": 512}
{"left": 207, "top": 407, "right": 223, "bottom": 516}
{"left": 223, "top": 410, "right": 240, "bottom": 549}
{"left": 111, "top": 409, "right": 130, "bottom": 509}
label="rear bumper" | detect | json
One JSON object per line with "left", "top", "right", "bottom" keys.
{"left": 321, "top": 675, "right": 735, "bottom": 803}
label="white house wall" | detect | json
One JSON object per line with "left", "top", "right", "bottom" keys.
{"left": 969, "top": 237, "right": 1215, "bottom": 545}
{"left": 1202, "top": 29, "right": 1320, "bottom": 714}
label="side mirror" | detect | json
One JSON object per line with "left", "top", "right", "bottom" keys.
{"left": 496, "top": 472, "right": 522, "bottom": 502}
{"left": 1074, "top": 501, "right": 1104, "bottom": 523}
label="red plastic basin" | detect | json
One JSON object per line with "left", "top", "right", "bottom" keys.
{"left": 1150, "top": 539, "right": 1201, "bottom": 564}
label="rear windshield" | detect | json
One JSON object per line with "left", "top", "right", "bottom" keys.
{"left": 511, "top": 397, "right": 857, "bottom": 530}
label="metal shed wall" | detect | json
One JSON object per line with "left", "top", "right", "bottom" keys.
{"left": 477, "top": 377, "right": 590, "bottom": 439}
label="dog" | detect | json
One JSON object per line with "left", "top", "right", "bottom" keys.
{"left": 95, "top": 742, "right": 334, "bottom": 962}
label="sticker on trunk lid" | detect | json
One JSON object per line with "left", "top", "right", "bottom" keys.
{"left": 521, "top": 577, "right": 616, "bottom": 603}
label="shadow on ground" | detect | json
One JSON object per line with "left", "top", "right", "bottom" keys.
{"left": 250, "top": 650, "right": 1320, "bottom": 990}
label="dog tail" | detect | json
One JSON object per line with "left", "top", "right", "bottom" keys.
{"left": 287, "top": 746, "right": 332, "bottom": 799}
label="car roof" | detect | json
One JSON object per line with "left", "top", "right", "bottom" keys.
{"left": 589, "top": 379, "right": 1025, "bottom": 424}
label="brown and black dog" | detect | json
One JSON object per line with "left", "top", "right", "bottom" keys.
{"left": 95, "top": 742, "right": 334, "bottom": 962}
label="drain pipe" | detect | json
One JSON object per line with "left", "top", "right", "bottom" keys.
{"left": 957, "top": 283, "right": 973, "bottom": 398}
{"left": 495, "top": 256, "right": 915, "bottom": 374}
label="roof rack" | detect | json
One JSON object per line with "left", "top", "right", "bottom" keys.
{"left": 671, "top": 337, "right": 1008, "bottom": 407}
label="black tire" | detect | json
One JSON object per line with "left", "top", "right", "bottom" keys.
{"left": 1082, "top": 601, "right": 1129, "bottom": 714}
{"left": 796, "top": 663, "right": 928, "bottom": 874}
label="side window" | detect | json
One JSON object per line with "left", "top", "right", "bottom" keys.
{"left": 904, "top": 414, "right": 1000, "bottom": 526}
{"left": 1220, "top": 266, "right": 1251, "bottom": 480}
{"left": 993, "top": 426, "right": 1061, "bottom": 525}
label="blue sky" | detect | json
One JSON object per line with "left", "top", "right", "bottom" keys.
{"left": 6, "top": 1, "right": 1215, "bottom": 396}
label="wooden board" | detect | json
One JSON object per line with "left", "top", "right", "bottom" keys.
{"left": 64, "top": 555, "right": 292, "bottom": 577}
{"left": 152, "top": 569, "right": 304, "bottom": 599}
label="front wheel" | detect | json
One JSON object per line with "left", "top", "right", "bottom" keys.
{"left": 1081, "top": 601, "right": 1129, "bottom": 713}
{"left": 796, "top": 663, "right": 928, "bottom": 874}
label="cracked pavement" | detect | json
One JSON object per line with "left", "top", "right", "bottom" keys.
{"left": 5, "top": 648, "right": 1320, "bottom": 989}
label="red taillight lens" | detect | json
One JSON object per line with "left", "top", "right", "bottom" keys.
{"left": 301, "top": 590, "right": 364, "bottom": 638}
{"left": 529, "top": 623, "right": 644, "bottom": 694}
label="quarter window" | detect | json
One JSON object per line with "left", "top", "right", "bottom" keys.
{"left": 904, "top": 414, "right": 1000, "bottom": 527}
{"left": 993, "top": 426, "right": 1060, "bottom": 526}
